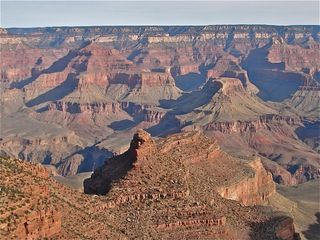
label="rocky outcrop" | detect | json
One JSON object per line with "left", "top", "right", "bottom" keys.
{"left": 48, "top": 101, "right": 124, "bottom": 114}
{"left": 250, "top": 215, "right": 299, "bottom": 240}
{"left": 203, "top": 114, "right": 298, "bottom": 134}
{"left": 96, "top": 190, "right": 190, "bottom": 210}
{"left": 84, "top": 129, "right": 156, "bottom": 194}
{"left": 9, "top": 207, "right": 61, "bottom": 240}
{"left": 83, "top": 130, "right": 299, "bottom": 239}
{"left": 275, "top": 217, "right": 297, "bottom": 240}
{"left": 85, "top": 130, "right": 276, "bottom": 207}
{"left": 129, "top": 129, "right": 156, "bottom": 152}
{"left": 0, "top": 158, "right": 61, "bottom": 239}
{"left": 1, "top": 128, "right": 300, "bottom": 239}
{"left": 1, "top": 24, "right": 319, "bottom": 182}
{"left": 156, "top": 216, "right": 226, "bottom": 230}
{"left": 216, "top": 158, "right": 275, "bottom": 205}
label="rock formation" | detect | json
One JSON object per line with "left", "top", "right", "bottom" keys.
{"left": 1, "top": 130, "right": 301, "bottom": 239}
{"left": 83, "top": 130, "right": 298, "bottom": 239}
{"left": 1, "top": 25, "right": 319, "bottom": 186}
{"left": 215, "top": 158, "right": 275, "bottom": 205}
{"left": 0, "top": 157, "right": 124, "bottom": 239}
{"left": 0, "top": 157, "right": 61, "bottom": 239}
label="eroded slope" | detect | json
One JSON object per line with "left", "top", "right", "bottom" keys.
{"left": 84, "top": 130, "right": 298, "bottom": 239}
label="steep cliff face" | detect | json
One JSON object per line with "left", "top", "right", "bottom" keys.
{"left": 202, "top": 116, "right": 320, "bottom": 185}
{"left": 85, "top": 130, "right": 269, "bottom": 203}
{"left": 1, "top": 131, "right": 299, "bottom": 239}
{"left": 267, "top": 37, "right": 320, "bottom": 73}
{"left": 1, "top": 25, "right": 319, "bottom": 180}
{"left": 83, "top": 130, "right": 298, "bottom": 239}
{"left": 202, "top": 114, "right": 297, "bottom": 134}
{"left": 216, "top": 158, "right": 275, "bottom": 206}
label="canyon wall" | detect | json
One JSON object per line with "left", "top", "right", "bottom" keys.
{"left": 1, "top": 25, "right": 319, "bottom": 184}
{"left": 1, "top": 129, "right": 299, "bottom": 239}
{"left": 83, "top": 130, "right": 298, "bottom": 239}
{"left": 216, "top": 158, "right": 275, "bottom": 206}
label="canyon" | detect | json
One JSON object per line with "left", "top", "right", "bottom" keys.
{"left": 1, "top": 130, "right": 301, "bottom": 239}
{"left": 0, "top": 25, "right": 319, "bottom": 239}
{"left": 1, "top": 25, "right": 319, "bottom": 186}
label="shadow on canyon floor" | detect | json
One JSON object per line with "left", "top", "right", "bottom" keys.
{"left": 109, "top": 119, "right": 137, "bottom": 131}
{"left": 242, "top": 42, "right": 304, "bottom": 102}
{"left": 25, "top": 73, "right": 79, "bottom": 107}
{"left": 159, "top": 80, "right": 221, "bottom": 114}
{"left": 174, "top": 72, "right": 206, "bottom": 91}
{"left": 302, "top": 212, "right": 320, "bottom": 240}
{"left": 10, "top": 48, "right": 79, "bottom": 90}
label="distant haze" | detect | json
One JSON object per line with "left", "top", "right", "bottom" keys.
{"left": 1, "top": 1, "right": 319, "bottom": 28}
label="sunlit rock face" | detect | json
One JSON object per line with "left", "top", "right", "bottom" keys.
{"left": 1, "top": 25, "right": 319, "bottom": 185}
{"left": 1, "top": 131, "right": 299, "bottom": 239}
{"left": 83, "top": 130, "right": 297, "bottom": 239}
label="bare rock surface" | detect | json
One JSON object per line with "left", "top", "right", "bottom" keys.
{"left": 1, "top": 130, "right": 302, "bottom": 239}
{"left": 1, "top": 25, "right": 319, "bottom": 185}
{"left": 83, "top": 130, "right": 298, "bottom": 239}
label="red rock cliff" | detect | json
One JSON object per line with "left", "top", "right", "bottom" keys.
{"left": 216, "top": 158, "right": 275, "bottom": 206}
{"left": 0, "top": 158, "right": 61, "bottom": 239}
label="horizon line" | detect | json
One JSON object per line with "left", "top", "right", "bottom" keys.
{"left": 3, "top": 23, "right": 320, "bottom": 29}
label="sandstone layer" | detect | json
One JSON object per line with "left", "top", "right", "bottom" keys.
{"left": 1, "top": 130, "right": 301, "bottom": 239}
{"left": 1, "top": 25, "right": 319, "bottom": 186}
{"left": 0, "top": 158, "right": 61, "bottom": 239}
{"left": 83, "top": 130, "right": 298, "bottom": 239}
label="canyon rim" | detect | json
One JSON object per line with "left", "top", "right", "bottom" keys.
{"left": 0, "top": 1, "right": 319, "bottom": 239}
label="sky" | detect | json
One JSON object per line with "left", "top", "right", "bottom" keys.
{"left": 0, "top": 1, "right": 319, "bottom": 28}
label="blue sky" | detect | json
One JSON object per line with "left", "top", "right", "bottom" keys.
{"left": 1, "top": 1, "right": 319, "bottom": 28}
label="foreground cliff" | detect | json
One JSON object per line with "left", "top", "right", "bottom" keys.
{"left": 0, "top": 157, "right": 61, "bottom": 239}
{"left": 84, "top": 130, "right": 276, "bottom": 206}
{"left": 0, "top": 157, "right": 124, "bottom": 239}
{"left": 1, "top": 130, "right": 300, "bottom": 239}
{"left": 84, "top": 130, "right": 298, "bottom": 239}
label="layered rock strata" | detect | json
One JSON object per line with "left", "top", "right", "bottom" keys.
{"left": 84, "top": 130, "right": 297, "bottom": 239}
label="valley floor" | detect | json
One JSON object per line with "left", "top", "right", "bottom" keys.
{"left": 268, "top": 180, "right": 320, "bottom": 240}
